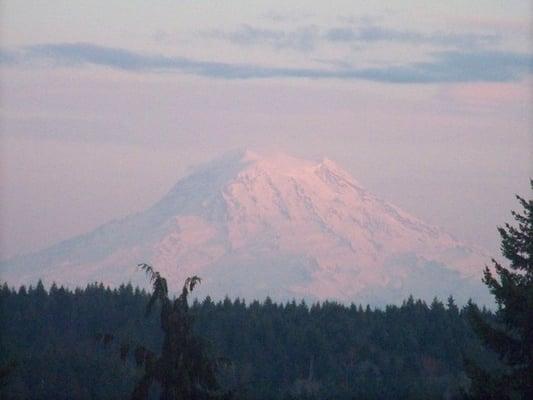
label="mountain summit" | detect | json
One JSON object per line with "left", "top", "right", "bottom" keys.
{"left": 1, "top": 150, "right": 490, "bottom": 304}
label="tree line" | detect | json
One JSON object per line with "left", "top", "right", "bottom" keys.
{"left": 0, "top": 279, "right": 495, "bottom": 399}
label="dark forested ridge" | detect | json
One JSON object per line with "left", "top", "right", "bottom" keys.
{"left": 0, "top": 282, "right": 496, "bottom": 400}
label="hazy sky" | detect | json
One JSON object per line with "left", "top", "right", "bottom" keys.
{"left": 0, "top": 1, "right": 532, "bottom": 260}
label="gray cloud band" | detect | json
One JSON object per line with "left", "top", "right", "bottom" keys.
{"left": 211, "top": 24, "right": 500, "bottom": 50}
{"left": 2, "top": 43, "right": 532, "bottom": 83}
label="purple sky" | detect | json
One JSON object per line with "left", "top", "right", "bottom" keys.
{"left": 0, "top": 1, "right": 532, "bottom": 260}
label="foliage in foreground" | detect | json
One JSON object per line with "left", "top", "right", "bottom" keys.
{"left": 464, "top": 181, "right": 533, "bottom": 399}
{"left": 0, "top": 280, "right": 495, "bottom": 400}
{"left": 98, "top": 264, "right": 228, "bottom": 400}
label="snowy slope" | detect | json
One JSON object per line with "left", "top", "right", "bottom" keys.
{"left": 0, "top": 150, "right": 491, "bottom": 304}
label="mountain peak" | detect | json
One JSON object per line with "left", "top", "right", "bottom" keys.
{"left": 239, "top": 149, "right": 316, "bottom": 172}
{"left": 1, "top": 150, "right": 491, "bottom": 305}
{"left": 214, "top": 150, "right": 361, "bottom": 189}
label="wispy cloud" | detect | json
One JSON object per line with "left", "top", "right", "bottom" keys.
{"left": 209, "top": 24, "right": 319, "bottom": 52}
{"left": 0, "top": 49, "right": 20, "bottom": 64}
{"left": 3, "top": 43, "right": 532, "bottom": 83}
{"left": 354, "top": 51, "right": 532, "bottom": 83}
{"left": 208, "top": 23, "right": 500, "bottom": 51}
{"left": 324, "top": 25, "right": 499, "bottom": 48}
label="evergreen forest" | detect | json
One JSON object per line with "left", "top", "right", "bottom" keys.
{"left": 0, "top": 282, "right": 495, "bottom": 399}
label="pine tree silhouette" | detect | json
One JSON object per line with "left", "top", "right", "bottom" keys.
{"left": 464, "top": 181, "right": 533, "bottom": 399}
{"left": 100, "top": 264, "right": 231, "bottom": 400}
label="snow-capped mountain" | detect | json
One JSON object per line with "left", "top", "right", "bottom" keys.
{"left": 0, "top": 150, "right": 491, "bottom": 304}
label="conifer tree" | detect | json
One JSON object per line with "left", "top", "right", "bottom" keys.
{"left": 102, "top": 264, "right": 230, "bottom": 400}
{"left": 464, "top": 181, "right": 533, "bottom": 399}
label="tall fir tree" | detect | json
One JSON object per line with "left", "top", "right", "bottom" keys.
{"left": 464, "top": 180, "right": 533, "bottom": 399}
